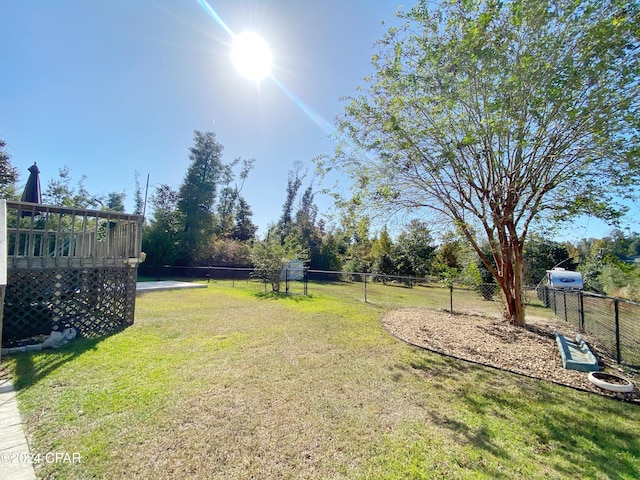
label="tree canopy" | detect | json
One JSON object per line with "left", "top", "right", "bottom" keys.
{"left": 0, "top": 137, "right": 18, "bottom": 197}
{"left": 331, "top": 0, "right": 640, "bottom": 325}
{"left": 177, "top": 130, "right": 225, "bottom": 262}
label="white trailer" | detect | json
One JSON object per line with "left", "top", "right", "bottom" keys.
{"left": 546, "top": 267, "right": 583, "bottom": 290}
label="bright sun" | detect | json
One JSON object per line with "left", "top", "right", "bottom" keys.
{"left": 231, "top": 32, "right": 272, "bottom": 82}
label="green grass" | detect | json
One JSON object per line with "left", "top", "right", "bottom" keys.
{"left": 2, "top": 282, "right": 639, "bottom": 479}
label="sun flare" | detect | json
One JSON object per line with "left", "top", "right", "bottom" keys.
{"left": 231, "top": 32, "right": 272, "bottom": 82}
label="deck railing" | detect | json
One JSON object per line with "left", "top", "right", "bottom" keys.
{"left": 4, "top": 200, "right": 144, "bottom": 268}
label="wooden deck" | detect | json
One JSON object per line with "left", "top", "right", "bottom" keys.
{"left": 3, "top": 200, "right": 144, "bottom": 269}
{"left": 1, "top": 200, "right": 145, "bottom": 345}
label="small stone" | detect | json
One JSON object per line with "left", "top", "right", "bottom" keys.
{"left": 42, "top": 331, "right": 65, "bottom": 348}
{"left": 62, "top": 328, "right": 77, "bottom": 341}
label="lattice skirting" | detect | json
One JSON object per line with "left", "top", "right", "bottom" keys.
{"left": 2, "top": 266, "right": 137, "bottom": 346}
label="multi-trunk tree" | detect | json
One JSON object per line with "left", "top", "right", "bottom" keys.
{"left": 333, "top": 0, "right": 639, "bottom": 326}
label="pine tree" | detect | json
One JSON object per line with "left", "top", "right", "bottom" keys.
{"left": 232, "top": 196, "right": 258, "bottom": 241}
{"left": 176, "top": 131, "right": 225, "bottom": 263}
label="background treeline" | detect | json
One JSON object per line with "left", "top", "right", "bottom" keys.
{"left": 137, "top": 132, "right": 640, "bottom": 300}
{"left": 2, "top": 132, "right": 639, "bottom": 299}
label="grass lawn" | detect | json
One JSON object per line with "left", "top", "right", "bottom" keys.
{"left": 2, "top": 281, "right": 639, "bottom": 479}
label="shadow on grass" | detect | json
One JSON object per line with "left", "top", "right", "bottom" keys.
{"left": 254, "top": 291, "right": 313, "bottom": 302}
{"left": 406, "top": 350, "right": 640, "bottom": 479}
{"left": 8, "top": 331, "right": 123, "bottom": 392}
{"left": 374, "top": 281, "right": 417, "bottom": 290}
{"left": 477, "top": 380, "right": 639, "bottom": 479}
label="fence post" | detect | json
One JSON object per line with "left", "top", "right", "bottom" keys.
{"left": 578, "top": 290, "right": 585, "bottom": 331}
{"left": 614, "top": 299, "right": 621, "bottom": 364}
{"left": 285, "top": 268, "right": 289, "bottom": 294}
{"left": 303, "top": 269, "right": 308, "bottom": 296}
{"left": 449, "top": 285, "right": 453, "bottom": 314}
{"left": 563, "top": 290, "right": 567, "bottom": 322}
{"left": 364, "top": 273, "right": 367, "bottom": 303}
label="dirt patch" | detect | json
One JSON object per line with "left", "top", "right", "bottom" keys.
{"left": 382, "top": 308, "right": 639, "bottom": 403}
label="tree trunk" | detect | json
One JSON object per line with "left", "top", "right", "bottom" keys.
{"left": 460, "top": 222, "right": 527, "bottom": 327}
{"left": 501, "top": 283, "right": 526, "bottom": 327}
{"left": 497, "top": 239, "right": 526, "bottom": 327}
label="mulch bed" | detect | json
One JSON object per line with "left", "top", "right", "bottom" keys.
{"left": 382, "top": 308, "right": 640, "bottom": 403}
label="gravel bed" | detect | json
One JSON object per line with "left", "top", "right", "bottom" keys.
{"left": 382, "top": 308, "right": 639, "bottom": 403}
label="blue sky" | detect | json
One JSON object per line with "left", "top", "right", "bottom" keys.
{"left": 1, "top": 0, "right": 396, "bottom": 233}
{"left": 1, "top": 1, "right": 637, "bottom": 241}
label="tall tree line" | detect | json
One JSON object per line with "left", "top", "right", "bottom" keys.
{"left": 2, "top": 131, "right": 637, "bottom": 300}
{"left": 143, "top": 130, "right": 257, "bottom": 266}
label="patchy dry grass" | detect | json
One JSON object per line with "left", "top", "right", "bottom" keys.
{"left": 3, "top": 282, "right": 639, "bottom": 479}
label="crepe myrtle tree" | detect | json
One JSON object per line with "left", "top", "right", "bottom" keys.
{"left": 330, "top": 0, "right": 639, "bottom": 326}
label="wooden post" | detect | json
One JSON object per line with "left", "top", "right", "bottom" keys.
{"left": 125, "top": 265, "right": 138, "bottom": 326}
{"left": 0, "top": 200, "right": 6, "bottom": 358}
{"left": 0, "top": 200, "right": 6, "bottom": 286}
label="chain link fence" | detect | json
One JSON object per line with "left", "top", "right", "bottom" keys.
{"left": 537, "top": 286, "right": 640, "bottom": 368}
{"left": 305, "top": 269, "right": 507, "bottom": 316}
{"left": 138, "top": 264, "right": 517, "bottom": 318}
{"left": 138, "top": 265, "right": 638, "bottom": 367}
